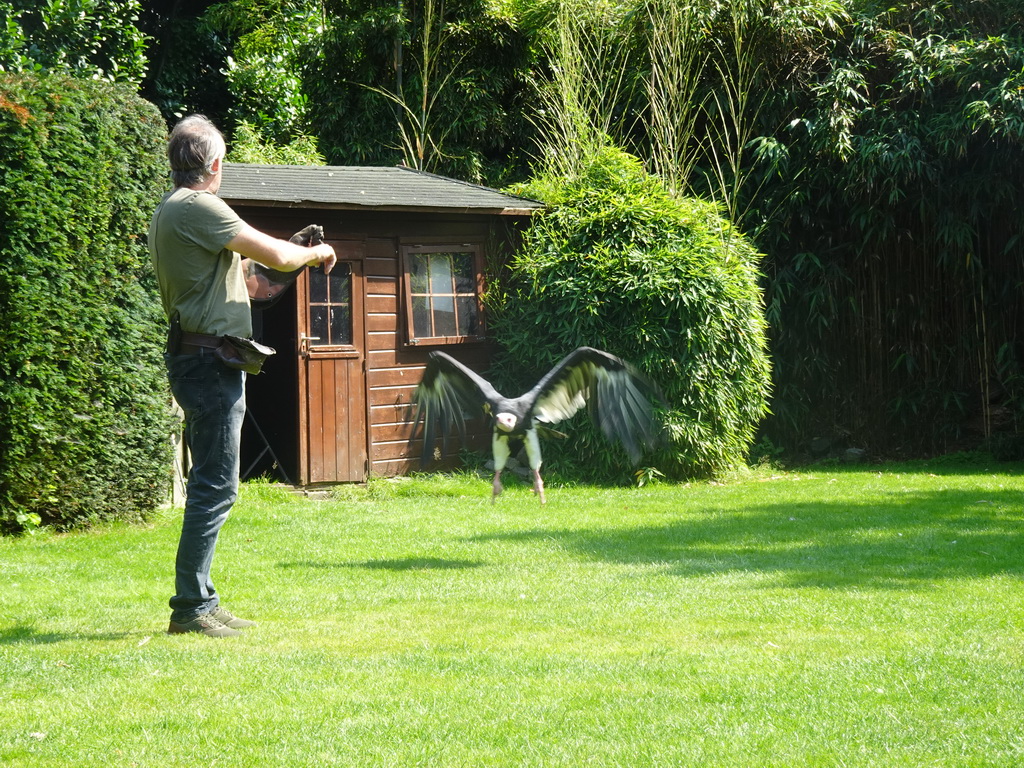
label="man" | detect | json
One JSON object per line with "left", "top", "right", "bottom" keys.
{"left": 149, "top": 114, "right": 336, "bottom": 637}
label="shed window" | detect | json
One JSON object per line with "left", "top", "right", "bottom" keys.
{"left": 402, "top": 244, "right": 484, "bottom": 345}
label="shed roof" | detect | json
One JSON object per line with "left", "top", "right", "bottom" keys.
{"left": 218, "top": 162, "right": 544, "bottom": 216}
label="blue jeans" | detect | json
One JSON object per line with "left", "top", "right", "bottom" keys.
{"left": 166, "top": 350, "right": 246, "bottom": 623}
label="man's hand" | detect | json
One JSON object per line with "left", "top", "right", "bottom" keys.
{"left": 307, "top": 243, "right": 337, "bottom": 274}
{"left": 290, "top": 224, "right": 335, "bottom": 274}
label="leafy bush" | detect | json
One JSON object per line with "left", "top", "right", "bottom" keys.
{"left": 489, "top": 145, "right": 771, "bottom": 481}
{"left": 0, "top": 0, "right": 147, "bottom": 85}
{"left": 227, "top": 120, "right": 326, "bottom": 165}
{"left": 0, "top": 72, "right": 174, "bottom": 534}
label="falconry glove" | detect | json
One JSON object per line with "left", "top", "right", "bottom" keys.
{"left": 245, "top": 224, "right": 325, "bottom": 308}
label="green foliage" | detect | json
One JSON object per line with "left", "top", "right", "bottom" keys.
{"left": 520, "top": 0, "right": 1023, "bottom": 457}
{"left": 204, "top": 0, "right": 322, "bottom": 142}
{"left": 0, "top": 72, "right": 175, "bottom": 534}
{"left": 137, "top": 1, "right": 232, "bottom": 124}
{"left": 744, "top": 0, "right": 1024, "bottom": 455}
{"left": 143, "top": 0, "right": 537, "bottom": 182}
{"left": 226, "top": 120, "right": 326, "bottom": 165}
{"left": 0, "top": 4, "right": 26, "bottom": 67}
{"left": 491, "top": 145, "right": 772, "bottom": 480}
{"left": 301, "top": 0, "right": 536, "bottom": 183}
{"left": 0, "top": 0, "right": 147, "bottom": 85}
{"left": 527, "top": 2, "right": 639, "bottom": 186}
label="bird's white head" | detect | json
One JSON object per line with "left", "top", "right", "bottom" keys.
{"left": 495, "top": 412, "right": 517, "bottom": 432}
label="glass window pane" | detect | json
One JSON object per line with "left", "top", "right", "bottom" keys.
{"left": 409, "top": 255, "right": 429, "bottom": 293}
{"left": 330, "top": 304, "right": 352, "bottom": 345}
{"left": 412, "top": 295, "right": 432, "bottom": 338}
{"left": 405, "top": 247, "right": 482, "bottom": 341}
{"left": 432, "top": 295, "right": 456, "bottom": 336}
{"left": 429, "top": 253, "right": 453, "bottom": 295}
{"left": 309, "top": 269, "right": 328, "bottom": 303}
{"left": 309, "top": 305, "right": 329, "bottom": 344}
{"left": 329, "top": 271, "right": 350, "bottom": 305}
{"left": 453, "top": 252, "right": 475, "bottom": 293}
{"left": 456, "top": 296, "right": 478, "bottom": 335}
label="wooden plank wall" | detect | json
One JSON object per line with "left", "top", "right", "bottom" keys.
{"left": 232, "top": 205, "right": 512, "bottom": 479}
{"left": 365, "top": 237, "right": 416, "bottom": 476}
{"left": 363, "top": 236, "right": 492, "bottom": 478}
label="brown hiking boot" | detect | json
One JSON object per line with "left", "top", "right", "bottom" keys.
{"left": 167, "top": 613, "right": 241, "bottom": 638}
{"left": 209, "top": 606, "right": 256, "bottom": 629}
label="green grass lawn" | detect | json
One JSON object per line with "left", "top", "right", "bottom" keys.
{"left": 2, "top": 460, "right": 1023, "bottom": 766}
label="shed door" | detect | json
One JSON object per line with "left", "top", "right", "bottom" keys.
{"left": 296, "top": 240, "right": 367, "bottom": 483}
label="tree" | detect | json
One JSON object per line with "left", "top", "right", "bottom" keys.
{"left": 0, "top": 0, "right": 148, "bottom": 85}
{"left": 138, "top": 0, "right": 233, "bottom": 125}
{"left": 746, "top": 0, "right": 1024, "bottom": 455}
{"left": 321, "top": 0, "right": 534, "bottom": 181}
{"left": 202, "top": 0, "right": 323, "bottom": 142}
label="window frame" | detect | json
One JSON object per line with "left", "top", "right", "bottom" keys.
{"left": 400, "top": 243, "right": 487, "bottom": 347}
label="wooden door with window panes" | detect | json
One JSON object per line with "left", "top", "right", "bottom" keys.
{"left": 296, "top": 239, "right": 366, "bottom": 483}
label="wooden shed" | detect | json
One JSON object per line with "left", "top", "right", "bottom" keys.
{"left": 216, "top": 162, "right": 543, "bottom": 485}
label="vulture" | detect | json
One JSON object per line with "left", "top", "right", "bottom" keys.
{"left": 409, "top": 347, "right": 665, "bottom": 503}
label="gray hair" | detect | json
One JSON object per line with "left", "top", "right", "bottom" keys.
{"left": 167, "top": 114, "right": 227, "bottom": 188}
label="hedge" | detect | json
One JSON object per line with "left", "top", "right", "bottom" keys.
{"left": 489, "top": 146, "right": 772, "bottom": 481}
{"left": 0, "top": 72, "right": 174, "bottom": 533}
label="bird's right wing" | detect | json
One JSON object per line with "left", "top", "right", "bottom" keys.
{"left": 408, "top": 351, "right": 500, "bottom": 464}
{"left": 528, "top": 347, "right": 666, "bottom": 463}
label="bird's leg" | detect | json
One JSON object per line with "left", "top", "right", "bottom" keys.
{"left": 531, "top": 468, "right": 546, "bottom": 505}
{"left": 524, "top": 430, "right": 546, "bottom": 505}
{"left": 492, "top": 433, "right": 511, "bottom": 503}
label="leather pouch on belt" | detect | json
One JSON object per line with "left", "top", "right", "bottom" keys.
{"left": 167, "top": 313, "right": 183, "bottom": 355}
{"left": 215, "top": 336, "right": 276, "bottom": 375}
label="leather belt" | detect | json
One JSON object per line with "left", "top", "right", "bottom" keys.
{"left": 179, "top": 330, "right": 223, "bottom": 355}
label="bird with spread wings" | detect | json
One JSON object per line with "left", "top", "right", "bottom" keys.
{"left": 409, "top": 347, "right": 665, "bottom": 503}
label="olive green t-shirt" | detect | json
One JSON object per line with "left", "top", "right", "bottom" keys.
{"left": 148, "top": 188, "right": 250, "bottom": 337}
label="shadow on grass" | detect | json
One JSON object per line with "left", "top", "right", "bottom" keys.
{"left": 471, "top": 488, "right": 1024, "bottom": 589}
{"left": 0, "top": 624, "right": 134, "bottom": 645}
{"left": 279, "top": 557, "right": 485, "bottom": 571}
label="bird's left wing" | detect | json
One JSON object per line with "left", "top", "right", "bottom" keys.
{"left": 408, "top": 351, "right": 500, "bottom": 464}
{"left": 528, "top": 347, "right": 665, "bottom": 463}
